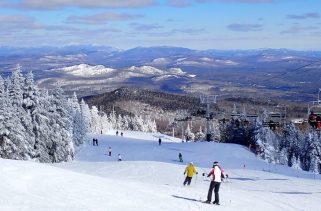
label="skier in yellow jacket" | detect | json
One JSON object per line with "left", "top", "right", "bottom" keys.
{"left": 183, "top": 162, "right": 198, "bottom": 186}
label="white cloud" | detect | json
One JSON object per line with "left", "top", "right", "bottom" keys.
{"left": 66, "top": 13, "right": 142, "bottom": 25}
{"left": 0, "top": 0, "right": 156, "bottom": 10}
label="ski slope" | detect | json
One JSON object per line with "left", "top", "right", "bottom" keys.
{"left": 1, "top": 131, "right": 321, "bottom": 211}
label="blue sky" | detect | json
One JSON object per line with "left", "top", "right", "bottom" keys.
{"left": 0, "top": 0, "right": 320, "bottom": 50}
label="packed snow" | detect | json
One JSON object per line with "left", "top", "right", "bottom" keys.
{"left": 1, "top": 130, "right": 321, "bottom": 211}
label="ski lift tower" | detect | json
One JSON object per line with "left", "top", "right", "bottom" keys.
{"left": 200, "top": 95, "right": 217, "bottom": 141}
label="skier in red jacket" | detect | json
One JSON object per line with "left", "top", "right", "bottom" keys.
{"left": 204, "top": 161, "right": 225, "bottom": 205}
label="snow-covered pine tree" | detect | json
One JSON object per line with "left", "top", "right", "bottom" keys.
{"left": 100, "top": 112, "right": 112, "bottom": 133}
{"left": 116, "top": 114, "right": 123, "bottom": 130}
{"left": 80, "top": 99, "right": 91, "bottom": 133}
{"left": 109, "top": 108, "right": 117, "bottom": 129}
{"left": 0, "top": 68, "right": 35, "bottom": 160}
{"left": 184, "top": 123, "right": 195, "bottom": 142}
{"left": 151, "top": 118, "right": 157, "bottom": 133}
{"left": 121, "top": 115, "right": 129, "bottom": 131}
{"left": 211, "top": 119, "right": 221, "bottom": 141}
{"left": 302, "top": 132, "right": 321, "bottom": 173}
{"left": 46, "top": 83, "right": 74, "bottom": 162}
{"left": 253, "top": 120, "right": 280, "bottom": 162}
{"left": 132, "top": 115, "right": 144, "bottom": 131}
{"left": 69, "top": 92, "right": 87, "bottom": 146}
{"left": 195, "top": 126, "right": 205, "bottom": 141}
{"left": 280, "top": 123, "right": 304, "bottom": 168}
{"left": 90, "top": 106, "right": 100, "bottom": 133}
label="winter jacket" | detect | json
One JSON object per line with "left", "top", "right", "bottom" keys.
{"left": 207, "top": 165, "right": 224, "bottom": 182}
{"left": 184, "top": 164, "right": 197, "bottom": 177}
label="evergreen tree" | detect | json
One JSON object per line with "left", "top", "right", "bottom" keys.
{"left": 184, "top": 123, "right": 195, "bottom": 141}
{"left": 90, "top": 106, "right": 100, "bottom": 133}
{"left": 117, "top": 114, "right": 123, "bottom": 130}
{"left": 69, "top": 92, "right": 87, "bottom": 146}
{"left": 195, "top": 126, "right": 205, "bottom": 141}
{"left": 80, "top": 98, "right": 91, "bottom": 132}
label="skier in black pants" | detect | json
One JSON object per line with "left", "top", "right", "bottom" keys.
{"left": 158, "top": 138, "right": 162, "bottom": 146}
{"left": 204, "top": 161, "right": 225, "bottom": 205}
{"left": 93, "top": 138, "right": 98, "bottom": 146}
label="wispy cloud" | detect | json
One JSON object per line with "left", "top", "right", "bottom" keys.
{"left": 281, "top": 25, "right": 319, "bottom": 34}
{"left": 0, "top": 0, "right": 156, "bottom": 10}
{"left": 66, "top": 13, "right": 142, "bottom": 25}
{"left": 172, "top": 28, "right": 206, "bottom": 35}
{"left": 286, "top": 12, "right": 320, "bottom": 20}
{"left": 130, "top": 23, "right": 163, "bottom": 31}
{"left": 0, "top": 15, "right": 42, "bottom": 31}
{"left": 227, "top": 23, "right": 263, "bottom": 32}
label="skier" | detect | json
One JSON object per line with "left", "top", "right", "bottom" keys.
{"left": 204, "top": 161, "right": 225, "bottom": 205}
{"left": 118, "top": 153, "right": 122, "bottom": 161}
{"left": 121, "top": 132, "right": 123, "bottom": 136}
{"left": 116, "top": 131, "right": 119, "bottom": 136}
{"left": 309, "top": 111, "right": 317, "bottom": 129}
{"left": 158, "top": 138, "right": 162, "bottom": 146}
{"left": 108, "top": 147, "right": 112, "bottom": 156}
{"left": 183, "top": 162, "right": 198, "bottom": 186}
{"left": 93, "top": 138, "right": 98, "bottom": 146}
{"left": 179, "top": 153, "right": 183, "bottom": 162}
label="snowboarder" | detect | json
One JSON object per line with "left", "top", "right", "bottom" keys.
{"left": 158, "top": 138, "right": 162, "bottom": 146}
{"left": 183, "top": 162, "right": 198, "bottom": 186}
{"left": 116, "top": 131, "right": 119, "bottom": 136}
{"left": 204, "top": 161, "right": 225, "bottom": 205}
{"left": 108, "top": 147, "right": 112, "bottom": 156}
{"left": 118, "top": 153, "right": 122, "bottom": 161}
{"left": 179, "top": 153, "right": 183, "bottom": 162}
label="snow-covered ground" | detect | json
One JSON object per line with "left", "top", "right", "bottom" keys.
{"left": 1, "top": 131, "right": 321, "bottom": 211}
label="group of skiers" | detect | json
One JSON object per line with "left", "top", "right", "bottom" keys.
{"left": 183, "top": 161, "right": 227, "bottom": 205}
{"left": 107, "top": 146, "right": 122, "bottom": 161}
{"left": 92, "top": 138, "right": 99, "bottom": 146}
{"left": 116, "top": 131, "right": 124, "bottom": 136}
{"left": 91, "top": 139, "right": 122, "bottom": 161}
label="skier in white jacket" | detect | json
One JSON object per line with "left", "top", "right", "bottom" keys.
{"left": 204, "top": 161, "right": 225, "bottom": 205}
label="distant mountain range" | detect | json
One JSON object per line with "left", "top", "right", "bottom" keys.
{"left": 0, "top": 45, "right": 321, "bottom": 101}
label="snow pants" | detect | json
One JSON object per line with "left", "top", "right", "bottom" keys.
{"left": 207, "top": 181, "right": 221, "bottom": 203}
{"left": 183, "top": 176, "right": 192, "bottom": 185}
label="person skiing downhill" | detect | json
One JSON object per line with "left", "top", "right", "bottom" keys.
{"left": 204, "top": 161, "right": 225, "bottom": 205}
{"left": 158, "top": 138, "right": 162, "bottom": 146}
{"left": 179, "top": 153, "right": 183, "bottom": 162}
{"left": 118, "top": 153, "right": 122, "bottom": 161}
{"left": 108, "top": 147, "right": 112, "bottom": 156}
{"left": 183, "top": 162, "right": 198, "bottom": 186}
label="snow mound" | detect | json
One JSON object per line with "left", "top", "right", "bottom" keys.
{"left": 128, "top": 66, "right": 165, "bottom": 75}
{"left": 52, "top": 64, "right": 115, "bottom": 77}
